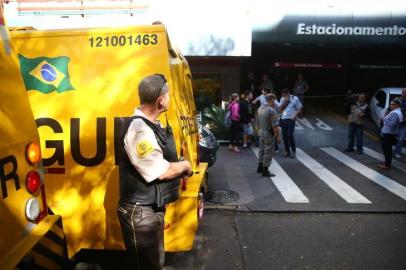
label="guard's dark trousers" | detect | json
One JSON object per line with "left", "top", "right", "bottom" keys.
{"left": 117, "top": 201, "right": 165, "bottom": 270}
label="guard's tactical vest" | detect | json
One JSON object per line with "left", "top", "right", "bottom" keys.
{"left": 118, "top": 116, "right": 180, "bottom": 207}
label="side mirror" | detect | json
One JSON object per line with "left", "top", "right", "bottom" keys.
{"left": 376, "top": 102, "right": 384, "bottom": 108}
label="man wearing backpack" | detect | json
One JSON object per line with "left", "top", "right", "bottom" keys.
{"left": 394, "top": 88, "right": 406, "bottom": 158}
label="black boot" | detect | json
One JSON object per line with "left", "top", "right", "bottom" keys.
{"left": 257, "top": 163, "right": 263, "bottom": 173}
{"left": 262, "top": 167, "right": 275, "bottom": 177}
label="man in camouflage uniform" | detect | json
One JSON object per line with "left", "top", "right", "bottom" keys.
{"left": 257, "top": 94, "right": 281, "bottom": 177}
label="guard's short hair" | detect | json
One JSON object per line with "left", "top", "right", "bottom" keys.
{"left": 138, "top": 74, "right": 168, "bottom": 104}
{"left": 265, "top": 93, "right": 276, "bottom": 102}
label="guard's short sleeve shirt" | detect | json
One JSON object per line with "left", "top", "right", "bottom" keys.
{"left": 124, "top": 110, "right": 170, "bottom": 182}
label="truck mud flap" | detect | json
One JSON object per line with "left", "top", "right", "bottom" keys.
{"left": 17, "top": 217, "right": 69, "bottom": 270}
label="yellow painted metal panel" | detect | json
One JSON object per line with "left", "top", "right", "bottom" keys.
{"left": 0, "top": 5, "right": 55, "bottom": 269}
{"left": 10, "top": 23, "right": 207, "bottom": 257}
{"left": 164, "top": 162, "right": 207, "bottom": 251}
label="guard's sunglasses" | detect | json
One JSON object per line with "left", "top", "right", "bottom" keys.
{"left": 154, "top": 73, "right": 167, "bottom": 100}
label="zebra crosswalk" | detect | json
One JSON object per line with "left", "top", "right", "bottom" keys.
{"left": 252, "top": 146, "right": 406, "bottom": 207}
{"left": 296, "top": 149, "right": 371, "bottom": 204}
{"left": 363, "top": 147, "right": 406, "bottom": 173}
{"left": 322, "top": 147, "right": 406, "bottom": 201}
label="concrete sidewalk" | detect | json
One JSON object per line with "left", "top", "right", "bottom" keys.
{"left": 205, "top": 146, "right": 278, "bottom": 210}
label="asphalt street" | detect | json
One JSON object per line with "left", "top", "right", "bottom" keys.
{"left": 165, "top": 211, "right": 406, "bottom": 270}
{"left": 165, "top": 113, "right": 406, "bottom": 270}
{"left": 76, "top": 113, "right": 406, "bottom": 269}
{"left": 208, "top": 114, "right": 406, "bottom": 212}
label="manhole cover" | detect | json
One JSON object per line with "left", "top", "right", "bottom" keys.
{"left": 205, "top": 190, "right": 239, "bottom": 204}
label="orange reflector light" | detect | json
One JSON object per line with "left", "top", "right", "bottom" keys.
{"left": 26, "top": 170, "right": 41, "bottom": 194}
{"left": 164, "top": 222, "right": 170, "bottom": 230}
{"left": 26, "top": 142, "right": 41, "bottom": 164}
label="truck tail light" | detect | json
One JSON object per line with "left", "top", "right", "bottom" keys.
{"left": 26, "top": 142, "right": 41, "bottom": 164}
{"left": 25, "top": 142, "right": 48, "bottom": 223}
{"left": 25, "top": 197, "right": 40, "bottom": 222}
{"left": 26, "top": 170, "right": 41, "bottom": 194}
{"left": 182, "top": 179, "right": 187, "bottom": 191}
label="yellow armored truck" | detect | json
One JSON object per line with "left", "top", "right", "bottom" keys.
{"left": 0, "top": 4, "right": 67, "bottom": 269}
{"left": 8, "top": 19, "right": 208, "bottom": 260}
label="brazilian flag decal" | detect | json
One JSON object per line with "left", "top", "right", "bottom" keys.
{"left": 18, "top": 55, "right": 74, "bottom": 94}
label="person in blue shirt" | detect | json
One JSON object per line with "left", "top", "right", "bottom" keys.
{"left": 252, "top": 88, "right": 270, "bottom": 107}
{"left": 394, "top": 88, "right": 406, "bottom": 158}
{"left": 278, "top": 88, "right": 303, "bottom": 158}
{"left": 380, "top": 99, "right": 403, "bottom": 169}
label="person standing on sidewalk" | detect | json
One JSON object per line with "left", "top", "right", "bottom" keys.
{"left": 240, "top": 91, "right": 255, "bottom": 148}
{"left": 345, "top": 93, "right": 369, "bottom": 154}
{"left": 253, "top": 88, "right": 270, "bottom": 107}
{"left": 257, "top": 94, "right": 281, "bottom": 177}
{"left": 117, "top": 74, "right": 192, "bottom": 269}
{"left": 260, "top": 73, "right": 274, "bottom": 93}
{"left": 279, "top": 88, "right": 302, "bottom": 158}
{"left": 271, "top": 95, "right": 281, "bottom": 154}
{"left": 394, "top": 88, "right": 406, "bottom": 158}
{"left": 228, "top": 93, "right": 241, "bottom": 152}
{"left": 293, "top": 73, "right": 309, "bottom": 116}
{"left": 379, "top": 99, "right": 403, "bottom": 169}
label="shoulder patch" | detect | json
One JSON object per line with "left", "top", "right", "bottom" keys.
{"left": 136, "top": 140, "right": 154, "bottom": 158}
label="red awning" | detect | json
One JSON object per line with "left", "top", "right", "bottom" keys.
{"left": 274, "top": 62, "right": 343, "bottom": 69}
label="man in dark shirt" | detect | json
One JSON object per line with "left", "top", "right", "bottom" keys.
{"left": 240, "top": 91, "right": 254, "bottom": 147}
{"left": 394, "top": 88, "right": 406, "bottom": 158}
{"left": 345, "top": 93, "right": 369, "bottom": 154}
{"left": 242, "top": 71, "right": 256, "bottom": 93}
{"left": 293, "top": 73, "right": 309, "bottom": 118}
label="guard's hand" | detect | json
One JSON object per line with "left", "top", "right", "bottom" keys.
{"left": 182, "top": 161, "right": 192, "bottom": 178}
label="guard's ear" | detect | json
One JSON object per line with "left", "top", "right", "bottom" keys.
{"left": 157, "top": 94, "right": 164, "bottom": 110}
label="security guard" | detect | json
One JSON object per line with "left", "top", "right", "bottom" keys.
{"left": 117, "top": 74, "right": 192, "bottom": 269}
{"left": 257, "top": 94, "right": 281, "bottom": 177}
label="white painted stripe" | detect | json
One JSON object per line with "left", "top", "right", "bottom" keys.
{"left": 322, "top": 147, "right": 406, "bottom": 200}
{"left": 296, "top": 149, "right": 371, "bottom": 204}
{"left": 392, "top": 146, "right": 406, "bottom": 155}
{"left": 315, "top": 118, "right": 333, "bottom": 131}
{"left": 252, "top": 147, "right": 309, "bottom": 203}
{"left": 363, "top": 147, "right": 406, "bottom": 174}
{"left": 269, "top": 160, "right": 310, "bottom": 203}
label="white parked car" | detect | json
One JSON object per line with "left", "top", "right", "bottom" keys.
{"left": 370, "top": 87, "right": 403, "bottom": 127}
